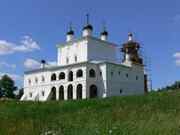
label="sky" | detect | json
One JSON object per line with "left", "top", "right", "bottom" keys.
{"left": 0, "top": 0, "right": 179, "bottom": 89}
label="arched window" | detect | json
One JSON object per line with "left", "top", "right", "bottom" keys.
{"left": 89, "top": 85, "right": 98, "bottom": 98}
{"left": 76, "top": 84, "right": 83, "bottom": 99}
{"left": 29, "top": 92, "right": 32, "bottom": 98}
{"left": 67, "top": 84, "right": 73, "bottom": 100}
{"left": 51, "top": 73, "right": 56, "bottom": 81}
{"left": 50, "top": 87, "right": 56, "bottom": 100}
{"left": 89, "top": 69, "right": 96, "bottom": 78}
{"left": 35, "top": 77, "right": 38, "bottom": 83}
{"left": 68, "top": 71, "right": 73, "bottom": 81}
{"left": 42, "top": 91, "right": 45, "bottom": 96}
{"left": 28, "top": 79, "right": 31, "bottom": 85}
{"left": 59, "top": 85, "right": 64, "bottom": 100}
{"left": 76, "top": 69, "right": 83, "bottom": 78}
{"left": 59, "top": 72, "right": 65, "bottom": 80}
{"left": 75, "top": 56, "right": 77, "bottom": 62}
{"left": 42, "top": 76, "right": 45, "bottom": 82}
{"left": 66, "top": 57, "right": 69, "bottom": 64}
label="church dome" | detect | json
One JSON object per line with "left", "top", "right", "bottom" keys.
{"left": 101, "top": 30, "right": 108, "bottom": 36}
{"left": 67, "top": 29, "right": 74, "bottom": 35}
{"left": 83, "top": 24, "right": 93, "bottom": 31}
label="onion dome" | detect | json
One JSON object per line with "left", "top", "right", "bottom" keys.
{"left": 100, "top": 24, "right": 108, "bottom": 41}
{"left": 66, "top": 23, "right": 74, "bottom": 42}
{"left": 67, "top": 29, "right": 74, "bottom": 35}
{"left": 83, "top": 14, "right": 93, "bottom": 31}
{"left": 41, "top": 60, "right": 46, "bottom": 64}
{"left": 83, "top": 24, "right": 93, "bottom": 31}
{"left": 67, "top": 23, "right": 74, "bottom": 35}
{"left": 101, "top": 30, "right": 108, "bottom": 36}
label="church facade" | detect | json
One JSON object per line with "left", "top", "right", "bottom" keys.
{"left": 21, "top": 20, "right": 148, "bottom": 101}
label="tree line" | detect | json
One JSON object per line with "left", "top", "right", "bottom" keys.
{"left": 0, "top": 75, "right": 23, "bottom": 99}
{"left": 157, "top": 81, "right": 180, "bottom": 91}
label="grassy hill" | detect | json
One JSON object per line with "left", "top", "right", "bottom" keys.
{"left": 0, "top": 90, "right": 180, "bottom": 135}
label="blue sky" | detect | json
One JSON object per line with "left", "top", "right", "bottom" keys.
{"left": 0, "top": 0, "right": 179, "bottom": 89}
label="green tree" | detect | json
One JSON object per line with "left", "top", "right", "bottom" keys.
{"left": 16, "top": 88, "right": 24, "bottom": 99}
{"left": 0, "top": 87, "right": 2, "bottom": 97}
{"left": 0, "top": 75, "right": 17, "bottom": 98}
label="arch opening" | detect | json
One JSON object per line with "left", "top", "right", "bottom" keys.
{"left": 76, "top": 84, "right": 83, "bottom": 99}
{"left": 50, "top": 87, "right": 56, "bottom": 100}
{"left": 76, "top": 69, "right": 83, "bottom": 78}
{"left": 59, "top": 85, "right": 64, "bottom": 100}
{"left": 89, "top": 69, "right": 96, "bottom": 78}
{"left": 67, "top": 84, "right": 73, "bottom": 99}
{"left": 59, "top": 72, "right": 65, "bottom": 80}
{"left": 68, "top": 71, "right": 73, "bottom": 81}
{"left": 51, "top": 73, "right": 57, "bottom": 81}
{"left": 89, "top": 85, "right": 97, "bottom": 98}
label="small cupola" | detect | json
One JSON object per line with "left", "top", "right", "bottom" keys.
{"left": 40, "top": 60, "right": 46, "bottom": 69}
{"left": 82, "top": 14, "right": 93, "bottom": 37}
{"left": 128, "top": 32, "right": 133, "bottom": 41}
{"left": 66, "top": 23, "right": 74, "bottom": 42}
{"left": 100, "top": 25, "right": 108, "bottom": 41}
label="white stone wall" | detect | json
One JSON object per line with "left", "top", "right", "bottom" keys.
{"left": 87, "top": 38, "right": 117, "bottom": 62}
{"left": 57, "top": 37, "right": 118, "bottom": 66}
{"left": 23, "top": 62, "right": 145, "bottom": 101}
{"left": 23, "top": 64, "right": 88, "bottom": 101}
{"left": 86, "top": 63, "right": 107, "bottom": 98}
{"left": 58, "top": 40, "right": 88, "bottom": 66}
{"left": 106, "top": 63, "right": 145, "bottom": 96}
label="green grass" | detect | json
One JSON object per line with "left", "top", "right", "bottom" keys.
{"left": 0, "top": 90, "right": 180, "bottom": 135}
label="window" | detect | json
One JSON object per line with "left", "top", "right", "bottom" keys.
{"left": 89, "top": 69, "right": 96, "bottom": 78}
{"left": 42, "top": 76, "right": 45, "bottom": 82}
{"left": 118, "top": 71, "right": 121, "bottom": 76}
{"left": 76, "top": 69, "right": 83, "bottom": 78}
{"left": 35, "top": 77, "right": 38, "bottom": 83}
{"left": 59, "top": 72, "right": 65, "bottom": 80}
{"left": 28, "top": 79, "right": 31, "bottom": 85}
{"left": 136, "top": 76, "right": 138, "bottom": 80}
{"left": 29, "top": 92, "right": 32, "bottom": 97}
{"left": 120, "top": 89, "right": 123, "bottom": 94}
{"left": 126, "top": 73, "right": 129, "bottom": 78}
{"left": 42, "top": 91, "right": 45, "bottom": 96}
{"left": 66, "top": 57, "right": 69, "bottom": 64}
{"left": 68, "top": 71, "right": 73, "bottom": 81}
{"left": 75, "top": 56, "right": 77, "bottom": 62}
{"left": 111, "top": 71, "right": 113, "bottom": 76}
{"left": 100, "top": 71, "right": 102, "bottom": 76}
{"left": 51, "top": 73, "right": 57, "bottom": 81}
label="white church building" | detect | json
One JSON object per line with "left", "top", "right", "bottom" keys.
{"left": 21, "top": 18, "right": 148, "bottom": 101}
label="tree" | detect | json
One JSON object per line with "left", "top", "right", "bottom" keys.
{"left": 0, "top": 75, "right": 17, "bottom": 98}
{"left": 0, "top": 87, "right": 2, "bottom": 98}
{"left": 16, "top": 88, "right": 24, "bottom": 99}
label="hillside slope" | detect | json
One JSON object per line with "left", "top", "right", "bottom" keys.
{"left": 0, "top": 90, "right": 180, "bottom": 135}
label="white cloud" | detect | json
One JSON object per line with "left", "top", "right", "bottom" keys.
{"left": 0, "top": 62, "right": 16, "bottom": 69}
{"left": 175, "top": 59, "right": 180, "bottom": 66}
{"left": 0, "top": 72, "right": 22, "bottom": 81}
{"left": 0, "top": 36, "right": 40, "bottom": 55}
{"left": 24, "top": 58, "right": 57, "bottom": 69}
{"left": 0, "top": 40, "right": 15, "bottom": 55}
{"left": 24, "top": 58, "right": 41, "bottom": 69}
{"left": 173, "top": 52, "right": 180, "bottom": 59}
{"left": 173, "top": 52, "right": 180, "bottom": 66}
